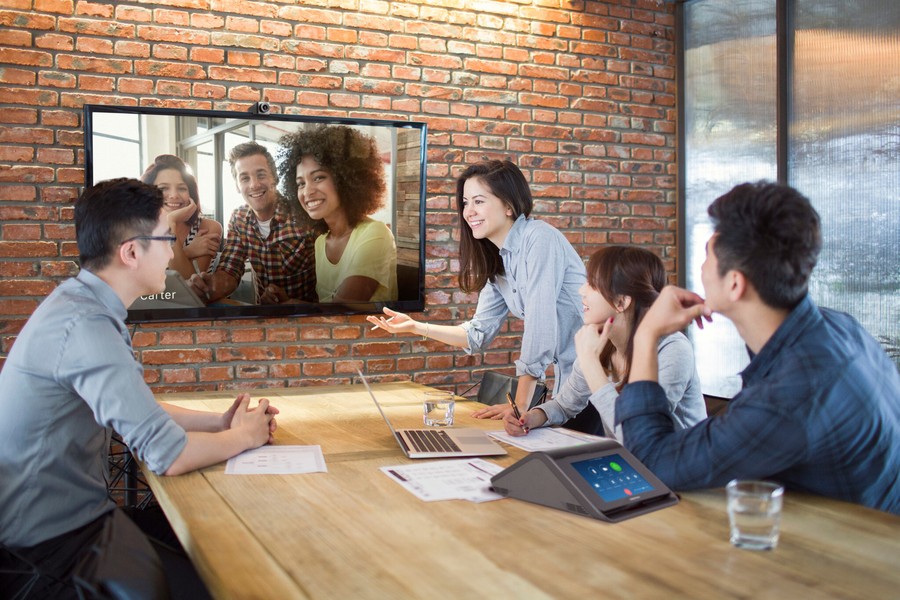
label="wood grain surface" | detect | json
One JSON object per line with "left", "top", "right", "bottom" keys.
{"left": 144, "top": 382, "right": 900, "bottom": 599}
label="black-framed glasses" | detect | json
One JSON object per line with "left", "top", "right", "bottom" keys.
{"left": 119, "top": 235, "right": 177, "bottom": 246}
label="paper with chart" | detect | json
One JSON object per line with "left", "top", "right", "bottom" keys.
{"left": 488, "top": 427, "right": 608, "bottom": 452}
{"left": 225, "top": 445, "right": 327, "bottom": 475}
{"left": 381, "top": 458, "right": 505, "bottom": 503}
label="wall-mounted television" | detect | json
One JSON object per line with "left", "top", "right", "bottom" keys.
{"left": 83, "top": 104, "right": 426, "bottom": 324}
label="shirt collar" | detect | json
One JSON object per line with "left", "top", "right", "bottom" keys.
{"left": 500, "top": 214, "right": 529, "bottom": 256}
{"left": 740, "top": 294, "right": 820, "bottom": 385}
{"left": 245, "top": 196, "right": 291, "bottom": 226}
{"left": 76, "top": 269, "right": 128, "bottom": 321}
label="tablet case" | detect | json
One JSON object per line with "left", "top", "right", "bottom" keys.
{"left": 490, "top": 440, "right": 678, "bottom": 522}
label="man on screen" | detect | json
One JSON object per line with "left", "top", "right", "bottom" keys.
{"left": 617, "top": 181, "right": 900, "bottom": 514}
{"left": 0, "top": 178, "right": 279, "bottom": 596}
{"left": 189, "top": 141, "right": 318, "bottom": 304}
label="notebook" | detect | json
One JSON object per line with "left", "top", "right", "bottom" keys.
{"left": 356, "top": 369, "right": 507, "bottom": 459}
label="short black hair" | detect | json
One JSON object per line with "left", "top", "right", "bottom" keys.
{"left": 76, "top": 178, "right": 163, "bottom": 271}
{"left": 708, "top": 181, "right": 822, "bottom": 309}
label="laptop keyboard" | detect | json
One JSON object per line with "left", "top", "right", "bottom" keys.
{"left": 406, "top": 429, "right": 461, "bottom": 453}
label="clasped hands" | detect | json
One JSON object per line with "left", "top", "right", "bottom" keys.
{"left": 224, "top": 393, "right": 279, "bottom": 446}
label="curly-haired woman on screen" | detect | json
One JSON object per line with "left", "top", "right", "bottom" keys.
{"left": 279, "top": 125, "right": 397, "bottom": 303}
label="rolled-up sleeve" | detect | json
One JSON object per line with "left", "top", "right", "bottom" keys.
{"left": 461, "top": 281, "right": 510, "bottom": 354}
{"left": 65, "top": 314, "right": 187, "bottom": 475}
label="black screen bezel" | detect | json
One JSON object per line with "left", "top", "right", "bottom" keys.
{"left": 82, "top": 104, "right": 427, "bottom": 324}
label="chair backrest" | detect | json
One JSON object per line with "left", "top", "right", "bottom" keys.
{"left": 396, "top": 263, "right": 421, "bottom": 301}
{"left": 703, "top": 394, "right": 730, "bottom": 418}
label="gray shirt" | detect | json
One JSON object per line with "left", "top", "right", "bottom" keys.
{"left": 538, "top": 332, "right": 706, "bottom": 441}
{"left": 461, "top": 216, "right": 586, "bottom": 395}
{"left": 0, "top": 270, "right": 187, "bottom": 548}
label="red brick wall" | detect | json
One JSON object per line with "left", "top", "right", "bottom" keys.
{"left": 0, "top": 0, "right": 677, "bottom": 395}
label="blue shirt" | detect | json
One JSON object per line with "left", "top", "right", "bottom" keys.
{"left": 0, "top": 270, "right": 188, "bottom": 547}
{"left": 461, "top": 215, "right": 586, "bottom": 395}
{"left": 616, "top": 296, "right": 900, "bottom": 514}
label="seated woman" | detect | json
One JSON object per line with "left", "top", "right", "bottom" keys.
{"left": 504, "top": 245, "right": 707, "bottom": 441}
{"left": 140, "top": 154, "right": 222, "bottom": 279}
{"left": 278, "top": 125, "right": 397, "bottom": 303}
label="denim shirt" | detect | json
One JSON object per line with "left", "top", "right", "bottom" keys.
{"left": 461, "top": 215, "right": 586, "bottom": 395}
{"left": 616, "top": 296, "right": 900, "bottom": 514}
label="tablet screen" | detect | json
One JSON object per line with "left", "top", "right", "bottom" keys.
{"left": 570, "top": 453, "right": 656, "bottom": 503}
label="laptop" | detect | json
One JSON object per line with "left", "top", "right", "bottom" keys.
{"left": 130, "top": 270, "right": 207, "bottom": 309}
{"left": 356, "top": 369, "right": 507, "bottom": 459}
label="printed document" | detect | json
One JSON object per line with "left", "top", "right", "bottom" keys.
{"left": 225, "top": 445, "right": 327, "bottom": 475}
{"left": 488, "top": 427, "right": 608, "bottom": 452}
{"left": 381, "top": 458, "right": 505, "bottom": 503}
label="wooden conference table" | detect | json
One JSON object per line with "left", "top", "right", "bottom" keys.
{"left": 145, "top": 381, "right": 900, "bottom": 599}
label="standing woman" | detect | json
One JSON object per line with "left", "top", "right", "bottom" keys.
{"left": 368, "top": 160, "right": 599, "bottom": 430}
{"left": 503, "top": 246, "right": 707, "bottom": 439}
{"left": 140, "top": 154, "right": 222, "bottom": 278}
{"left": 279, "top": 125, "right": 397, "bottom": 303}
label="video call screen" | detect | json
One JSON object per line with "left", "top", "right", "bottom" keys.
{"left": 571, "top": 453, "right": 655, "bottom": 503}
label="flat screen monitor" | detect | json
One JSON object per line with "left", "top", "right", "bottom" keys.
{"left": 83, "top": 104, "right": 426, "bottom": 323}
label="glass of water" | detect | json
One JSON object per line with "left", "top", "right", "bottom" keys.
{"left": 726, "top": 479, "right": 784, "bottom": 550}
{"left": 423, "top": 390, "right": 455, "bottom": 427}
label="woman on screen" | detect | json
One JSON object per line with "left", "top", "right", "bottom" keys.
{"left": 503, "top": 246, "right": 707, "bottom": 440}
{"left": 279, "top": 125, "right": 397, "bottom": 303}
{"left": 367, "top": 160, "right": 600, "bottom": 432}
{"left": 140, "top": 154, "right": 223, "bottom": 279}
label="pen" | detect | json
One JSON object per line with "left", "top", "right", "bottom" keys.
{"left": 369, "top": 316, "right": 394, "bottom": 331}
{"left": 190, "top": 260, "right": 210, "bottom": 301}
{"left": 507, "top": 392, "right": 529, "bottom": 433}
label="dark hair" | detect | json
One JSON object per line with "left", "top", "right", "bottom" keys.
{"left": 76, "top": 178, "right": 163, "bottom": 271}
{"left": 228, "top": 141, "right": 279, "bottom": 188}
{"left": 139, "top": 154, "right": 201, "bottom": 227}
{"left": 587, "top": 246, "right": 667, "bottom": 389}
{"left": 456, "top": 160, "right": 533, "bottom": 293}
{"left": 708, "top": 181, "right": 821, "bottom": 310}
{"left": 278, "top": 125, "right": 386, "bottom": 233}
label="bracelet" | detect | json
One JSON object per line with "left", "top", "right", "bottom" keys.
{"left": 422, "top": 323, "right": 429, "bottom": 340}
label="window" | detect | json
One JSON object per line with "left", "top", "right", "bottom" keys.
{"left": 680, "top": 0, "right": 900, "bottom": 397}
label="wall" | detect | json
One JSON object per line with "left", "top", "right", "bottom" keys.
{"left": 0, "top": 0, "right": 677, "bottom": 394}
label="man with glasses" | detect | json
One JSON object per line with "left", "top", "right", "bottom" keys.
{"left": 0, "top": 178, "right": 280, "bottom": 597}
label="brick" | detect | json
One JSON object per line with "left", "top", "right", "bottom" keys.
{"left": 58, "top": 18, "right": 134, "bottom": 38}
{"left": 142, "top": 349, "right": 214, "bottom": 365}
{"left": 34, "top": 0, "right": 73, "bottom": 14}
{"left": 0, "top": 1, "right": 680, "bottom": 389}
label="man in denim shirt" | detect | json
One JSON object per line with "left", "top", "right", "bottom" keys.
{"left": 619, "top": 181, "right": 900, "bottom": 514}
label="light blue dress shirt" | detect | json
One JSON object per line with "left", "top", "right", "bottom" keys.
{"left": 0, "top": 270, "right": 187, "bottom": 547}
{"left": 460, "top": 215, "right": 586, "bottom": 395}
